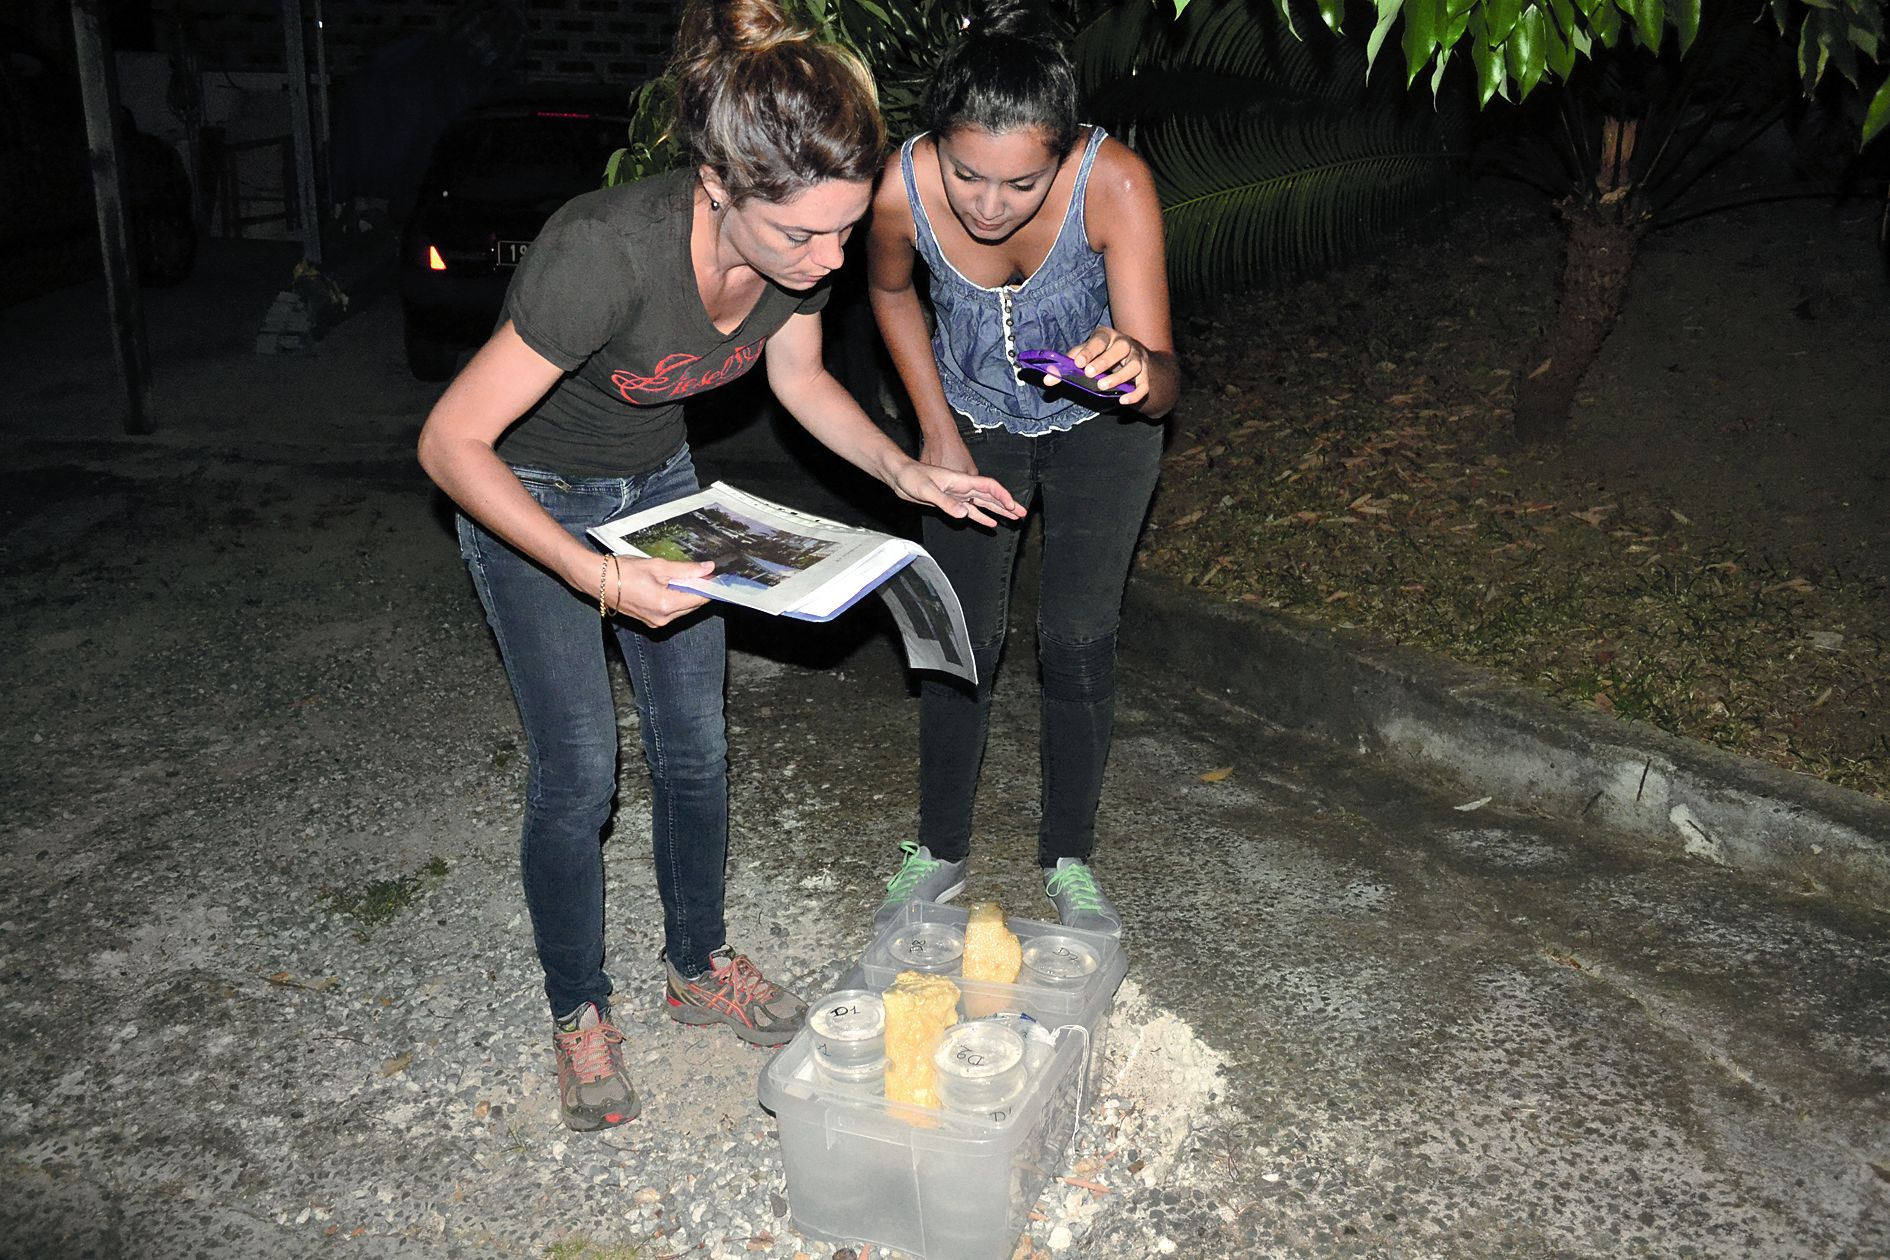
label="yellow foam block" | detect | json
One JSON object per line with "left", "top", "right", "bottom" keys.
{"left": 882, "top": 970, "right": 961, "bottom": 1111}
{"left": 961, "top": 901, "right": 1023, "bottom": 985}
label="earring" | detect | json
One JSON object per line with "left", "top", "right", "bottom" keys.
{"left": 708, "top": 196, "right": 721, "bottom": 212}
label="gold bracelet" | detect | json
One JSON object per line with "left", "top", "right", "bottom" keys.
{"left": 611, "top": 556, "right": 622, "bottom": 616}
{"left": 598, "top": 556, "right": 611, "bottom": 618}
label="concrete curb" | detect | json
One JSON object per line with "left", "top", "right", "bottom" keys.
{"left": 1121, "top": 570, "right": 1890, "bottom": 909}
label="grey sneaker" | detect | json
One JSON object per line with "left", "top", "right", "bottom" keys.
{"left": 552, "top": 1002, "right": 640, "bottom": 1131}
{"left": 873, "top": 841, "right": 968, "bottom": 932}
{"left": 1042, "top": 858, "right": 1122, "bottom": 935}
{"left": 664, "top": 946, "right": 806, "bottom": 1046}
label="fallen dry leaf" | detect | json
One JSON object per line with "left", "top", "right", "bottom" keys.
{"left": 380, "top": 1052, "right": 412, "bottom": 1077}
{"left": 1199, "top": 766, "right": 1234, "bottom": 783}
{"left": 1570, "top": 504, "right": 1617, "bottom": 528}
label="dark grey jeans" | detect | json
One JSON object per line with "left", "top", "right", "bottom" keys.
{"left": 457, "top": 448, "right": 729, "bottom": 1018}
{"left": 917, "top": 413, "right": 1163, "bottom": 866}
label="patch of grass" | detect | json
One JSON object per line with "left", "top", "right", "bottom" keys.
{"left": 321, "top": 857, "right": 451, "bottom": 929}
{"left": 545, "top": 1241, "right": 643, "bottom": 1260}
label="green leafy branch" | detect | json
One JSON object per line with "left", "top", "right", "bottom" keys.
{"left": 1160, "top": 0, "right": 1888, "bottom": 142}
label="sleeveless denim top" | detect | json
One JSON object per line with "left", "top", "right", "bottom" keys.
{"left": 900, "top": 127, "right": 1113, "bottom": 436}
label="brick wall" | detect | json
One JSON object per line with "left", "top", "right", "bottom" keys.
{"left": 158, "top": 0, "right": 677, "bottom": 87}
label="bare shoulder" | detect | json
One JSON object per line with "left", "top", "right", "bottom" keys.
{"left": 870, "top": 148, "right": 917, "bottom": 236}
{"left": 1088, "top": 135, "right": 1158, "bottom": 201}
{"left": 1085, "top": 135, "right": 1163, "bottom": 242}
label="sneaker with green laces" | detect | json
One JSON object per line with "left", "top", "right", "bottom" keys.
{"left": 1042, "top": 858, "right": 1122, "bottom": 935}
{"left": 664, "top": 946, "right": 806, "bottom": 1046}
{"left": 873, "top": 841, "right": 968, "bottom": 932}
{"left": 552, "top": 1001, "right": 640, "bottom": 1131}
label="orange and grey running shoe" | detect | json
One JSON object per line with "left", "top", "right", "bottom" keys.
{"left": 663, "top": 946, "right": 806, "bottom": 1046}
{"left": 552, "top": 1001, "right": 640, "bottom": 1131}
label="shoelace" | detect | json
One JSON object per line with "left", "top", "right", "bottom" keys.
{"left": 703, "top": 951, "right": 777, "bottom": 1003}
{"left": 1045, "top": 864, "right": 1104, "bottom": 912}
{"left": 884, "top": 841, "right": 942, "bottom": 896}
{"left": 556, "top": 1018, "right": 625, "bottom": 1083}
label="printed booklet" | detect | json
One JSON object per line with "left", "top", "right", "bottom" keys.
{"left": 588, "top": 482, "right": 976, "bottom": 682}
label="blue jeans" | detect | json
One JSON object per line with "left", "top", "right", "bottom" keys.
{"left": 918, "top": 414, "right": 1163, "bottom": 866}
{"left": 457, "top": 447, "right": 728, "bottom": 1018}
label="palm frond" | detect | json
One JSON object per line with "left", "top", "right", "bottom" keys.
{"left": 1152, "top": 105, "right": 1464, "bottom": 301}
{"left": 1080, "top": 0, "right": 1367, "bottom": 113}
{"left": 1074, "top": 0, "right": 1468, "bottom": 303}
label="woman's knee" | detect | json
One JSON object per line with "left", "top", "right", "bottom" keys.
{"left": 1038, "top": 630, "right": 1117, "bottom": 704}
{"left": 527, "top": 736, "right": 620, "bottom": 826}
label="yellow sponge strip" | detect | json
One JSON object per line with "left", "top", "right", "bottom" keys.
{"left": 882, "top": 970, "right": 961, "bottom": 1110}
{"left": 961, "top": 901, "right": 1023, "bottom": 985}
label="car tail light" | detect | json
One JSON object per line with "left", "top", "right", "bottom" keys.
{"left": 427, "top": 245, "right": 448, "bottom": 272}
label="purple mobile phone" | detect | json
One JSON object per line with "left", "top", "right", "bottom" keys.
{"left": 1016, "top": 348, "right": 1134, "bottom": 399}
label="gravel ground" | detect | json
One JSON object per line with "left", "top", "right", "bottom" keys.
{"left": 0, "top": 444, "right": 1229, "bottom": 1260}
{"left": 5, "top": 252, "right": 1887, "bottom": 1260}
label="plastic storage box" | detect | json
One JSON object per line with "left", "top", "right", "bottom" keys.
{"left": 758, "top": 904, "right": 1128, "bottom": 1260}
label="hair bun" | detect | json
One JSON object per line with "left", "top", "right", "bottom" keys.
{"left": 963, "top": 0, "right": 1037, "bottom": 40}
{"left": 708, "top": 0, "right": 812, "bottom": 53}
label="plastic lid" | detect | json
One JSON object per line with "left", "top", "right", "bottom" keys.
{"left": 933, "top": 1020, "right": 1026, "bottom": 1081}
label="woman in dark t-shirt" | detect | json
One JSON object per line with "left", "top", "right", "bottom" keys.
{"left": 417, "top": 0, "right": 1022, "bottom": 1133}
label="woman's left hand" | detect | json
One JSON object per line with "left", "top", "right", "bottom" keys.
{"left": 892, "top": 463, "right": 1026, "bottom": 527}
{"left": 1066, "top": 326, "right": 1152, "bottom": 404}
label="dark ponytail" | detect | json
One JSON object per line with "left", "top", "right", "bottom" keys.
{"left": 671, "top": 0, "right": 885, "bottom": 205}
{"left": 920, "top": 0, "right": 1079, "bottom": 158}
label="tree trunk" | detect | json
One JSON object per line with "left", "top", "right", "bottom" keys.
{"left": 1514, "top": 117, "right": 1651, "bottom": 447}
{"left": 1514, "top": 202, "right": 1648, "bottom": 445}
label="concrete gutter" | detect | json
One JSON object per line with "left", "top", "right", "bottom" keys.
{"left": 1122, "top": 570, "right": 1890, "bottom": 910}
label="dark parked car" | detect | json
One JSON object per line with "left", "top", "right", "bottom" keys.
{"left": 398, "top": 90, "right": 630, "bottom": 380}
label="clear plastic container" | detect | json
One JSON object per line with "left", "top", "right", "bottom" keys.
{"left": 765, "top": 903, "right": 1129, "bottom": 1258}
{"left": 1019, "top": 933, "right": 1101, "bottom": 987}
{"left": 808, "top": 997, "right": 888, "bottom": 1095}
{"left": 884, "top": 921, "right": 965, "bottom": 974}
{"left": 807, "top": 988, "right": 885, "bottom": 1070}
{"left": 933, "top": 1020, "right": 1029, "bottom": 1124}
{"left": 760, "top": 1026, "right": 1091, "bottom": 1260}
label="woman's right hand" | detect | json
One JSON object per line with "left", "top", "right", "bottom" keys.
{"left": 592, "top": 554, "right": 717, "bottom": 628}
{"left": 921, "top": 430, "right": 979, "bottom": 477}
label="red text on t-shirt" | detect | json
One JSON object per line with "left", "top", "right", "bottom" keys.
{"left": 610, "top": 341, "right": 765, "bottom": 403}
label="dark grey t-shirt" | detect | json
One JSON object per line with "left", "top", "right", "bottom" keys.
{"left": 495, "top": 168, "right": 829, "bottom": 477}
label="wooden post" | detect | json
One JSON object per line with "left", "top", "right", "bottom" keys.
{"left": 71, "top": 0, "right": 152, "bottom": 436}
{"left": 281, "top": 0, "right": 323, "bottom": 266}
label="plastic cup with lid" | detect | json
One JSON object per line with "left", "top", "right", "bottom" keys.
{"left": 807, "top": 988, "right": 885, "bottom": 1070}
{"left": 1019, "top": 933, "right": 1101, "bottom": 988}
{"left": 932, "top": 1019, "right": 1029, "bottom": 1124}
{"left": 806, "top": 988, "right": 888, "bottom": 1097}
{"left": 885, "top": 922, "right": 965, "bottom": 975}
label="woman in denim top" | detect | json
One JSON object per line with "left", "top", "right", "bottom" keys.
{"left": 867, "top": 0, "right": 1180, "bottom": 935}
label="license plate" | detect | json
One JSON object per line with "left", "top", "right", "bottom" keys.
{"left": 497, "top": 240, "right": 530, "bottom": 267}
